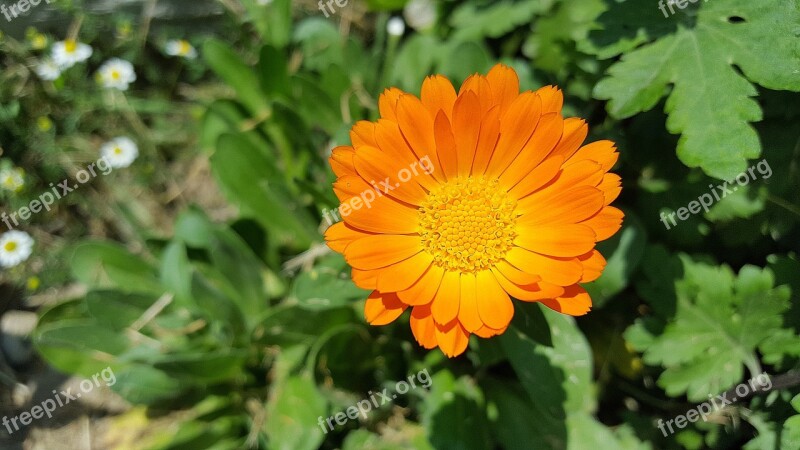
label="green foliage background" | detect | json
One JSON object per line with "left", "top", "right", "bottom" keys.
{"left": 0, "top": 0, "right": 798, "bottom": 448}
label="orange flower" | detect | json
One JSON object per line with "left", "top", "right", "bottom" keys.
{"left": 325, "top": 64, "right": 623, "bottom": 357}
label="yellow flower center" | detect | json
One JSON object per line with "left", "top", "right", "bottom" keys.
{"left": 179, "top": 40, "right": 191, "bottom": 54}
{"left": 111, "top": 70, "right": 121, "bottom": 80}
{"left": 419, "top": 176, "right": 517, "bottom": 273}
{"left": 114, "top": 147, "right": 123, "bottom": 155}
{"left": 64, "top": 40, "right": 77, "bottom": 53}
{"left": 4, "top": 241, "right": 18, "bottom": 252}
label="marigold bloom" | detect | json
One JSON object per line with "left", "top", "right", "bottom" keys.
{"left": 324, "top": 64, "right": 623, "bottom": 357}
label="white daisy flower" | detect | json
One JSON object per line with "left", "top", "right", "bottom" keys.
{"left": 100, "top": 137, "right": 138, "bottom": 168}
{"left": 164, "top": 39, "right": 197, "bottom": 59}
{"left": 0, "top": 167, "right": 25, "bottom": 192}
{"left": 51, "top": 39, "right": 93, "bottom": 69}
{"left": 387, "top": 17, "right": 406, "bottom": 37}
{"left": 0, "top": 231, "right": 34, "bottom": 268}
{"left": 404, "top": 0, "right": 437, "bottom": 31}
{"left": 96, "top": 58, "right": 137, "bottom": 91}
{"left": 34, "top": 58, "right": 62, "bottom": 81}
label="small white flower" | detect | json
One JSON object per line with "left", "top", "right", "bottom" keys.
{"left": 0, "top": 167, "right": 25, "bottom": 192}
{"left": 164, "top": 39, "right": 198, "bottom": 59}
{"left": 51, "top": 39, "right": 93, "bottom": 69}
{"left": 404, "top": 0, "right": 437, "bottom": 31}
{"left": 96, "top": 58, "right": 137, "bottom": 91}
{"left": 100, "top": 137, "right": 138, "bottom": 168}
{"left": 387, "top": 17, "right": 406, "bottom": 37}
{"left": 0, "top": 231, "right": 34, "bottom": 268}
{"left": 35, "top": 59, "right": 62, "bottom": 81}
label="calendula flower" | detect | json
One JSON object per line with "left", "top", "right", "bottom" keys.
{"left": 325, "top": 64, "right": 623, "bottom": 357}
{"left": 0, "top": 231, "right": 34, "bottom": 268}
{"left": 164, "top": 39, "right": 197, "bottom": 59}
{"left": 52, "top": 39, "right": 93, "bottom": 69}
{"left": 34, "top": 58, "right": 61, "bottom": 81}
{"left": 100, "top": 137, "right": 138, "bottom": 168}
{"left": 96, "top": 58, "right": 136, "bottom": 91}
{"left": 0, "top": 167, "right": 25, "bottom": 192}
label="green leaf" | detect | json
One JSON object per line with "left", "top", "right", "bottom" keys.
{"left": 111, "top": 365, "right": 184, "bottom": 405}
{"left": 629, "top": 253, "right": 792, "bottom": 400}
{"left": 34, "top": 320, "right": 131, "bottom": 376}
{"left": 265, "top": 375, "right": 327, "bottom": 450}
{"left": 85, "top": 290, "right": 162, "bottom": 331}
{"left": 593, "top": 0, "right": 800, "bottom": 179}
{"left": 483, "top": 379, "right": 561, "bottom": 449}
{"left": 154, "top": 350, "right": 248, "bottom": 383}
{"left": 449, "top": 0, "right": 553, "bottom": 41}
{"left": 290, "top": 267, "right": 369, "bottom": 311}
{"left": 71, "top": 241, "right": 160, "bottom": 293}
{"left": 422, "top": 371, "right": 492, "bottom": 450}
{"left": 211, "top": 132, "right": 318, "bottom": 249}
{"left": 202, "top": 39, "right": 271, "bottom": 118}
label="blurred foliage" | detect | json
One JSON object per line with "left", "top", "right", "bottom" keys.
{"left": 0, "top": 0, "right": 794, "bottom": 448}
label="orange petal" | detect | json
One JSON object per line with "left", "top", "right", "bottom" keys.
{"left": 514, "top": 223, "right": 596, "bottom": 257}
{"left": 459, "top": 74, "right": 494, "bottom": 114}
{"left": 475, "top": 270, "right": 514, "bottom": 330}
{"left": 470, "top": 106, "right": 502, "bottom": 175}
{"left": 486, "top": 63, "right": 520, "bottom": 114}
{"left": 324, "top": 222, "right": 372, "bottom": 253}
{"left": 486, "top": 92, "right": 542, "bottom": 178}
{"left": 345, "top": 235, "right": 422, "bottom": 270}
{"left": 351, "top": 268, "right": 378, "bottom": 290}
{"left": 374, "top": 119, "right": 439, "bottom": 191}
{"left": 452, "top": 91, "right": 481, "bottom": 177}
{"left": 535, "top": 86, "right": 563, "bottom": 114}
{"left": 474, "top": 324, "right": 507, "bottom": 338}
{"left": 568, "top": 140, "right": 618, "bottom": 171}
{"left": 457, "top": 273, "right": 482, "bottom": 332}
{"left": 376, "top": 251, "right": 434, "bottom": 292}
{"left": 517, "top": 186, "right": 605, "bottom": 226}
{"left": 398, "top": 263, "right": 445, "bottom": 306}
{"left": 549, "top": 118, "right": 587, "bottom": 160}
{"left": 578, "top": 250, "right": 606, "bottom": 283}
{"left": 581, "top": 206, "right": 624, "bottom": 241}
{"left": 598, "top": 173, "right": 622, "bottom": 205}
{"left": 541, "top": 284, "right": 592, "bottom": 316}
{"left": 492, "top": 268, "right": 566, "bottom": 301}
{"left": 493, "top": 260, "right": 541, "bottom": 285}
{"left": 410, "top": 304, "right": 437, "bottom": 349}
{"left": 353, "top": 145, "right": 429, "bottom": 205}
{"left": 333, "top": 174, "right": 375, "bottom": 202}
{"left": 379, "top": 87, "right": 404, "bottom": 122}
{"left": 504, "top": 247, "right": 582, "bottom": 286}
{"left": 396, "top": 94, "right": 445, "bottom": 182}
{"left": 365, "top": 291, "right": 408, "bottom": 325}
{"left": 330, "top": 146, "right": 356, "bottom": 177}
{"left": 434, "top": 319, "right": 470, "bottom": 357}
{"left": 343, "top": 195, "right": 420, "bottom": 234}
{"left": 421, "top": 75, "right": 457, "bottom": 120}
{"left": 499, "top": 113, "right": 564, "bottom": 189}
{"left": 431, "top": 271, "right": 461, "bottom": 325}
{"left": 505, "top": 155, "right": 564, "bottom": 198}
{"left": 351, "top": 121, "right": 377, "bottom": 148}
{"left": 434, "top": 111, "right": 459, "bottom": 180}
